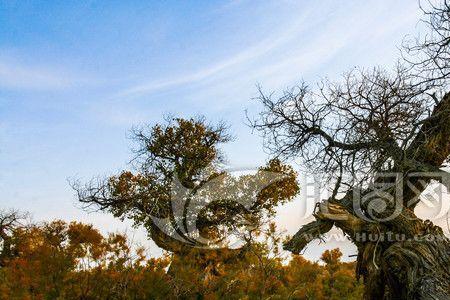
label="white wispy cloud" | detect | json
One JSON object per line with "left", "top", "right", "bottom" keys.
{"left": 0, "top": 53, "right": 101, "bottom": 92}
{"left": 0, "top": 57, "right": 77, "bottom": 91}
{"left": 115, "top": 0, "right": 420, "bottom": 102}
{"left": 148, "top": 1, "right": 417, "bottom": 110}
{"left": 115, "top": 10, "right": 313, "bottom": 99}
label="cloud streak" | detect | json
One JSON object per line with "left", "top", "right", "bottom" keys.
{"left": 115, "top": 0, "right": 420, "bottom": 103}
{"left": 144, "top": 0, "right": 420, "bottom": 110}
{"left": 0, "top": 58, "right": 74, "bottom": 91}
{"left": 115, "top": 11, "right": 313, "bottom": 99}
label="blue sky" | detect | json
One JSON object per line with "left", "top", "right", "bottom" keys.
{"left": 0, "top": 0, "right": 424, "bottom": 259}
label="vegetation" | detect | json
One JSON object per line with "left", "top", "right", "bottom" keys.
{"left": 249, "top": 1, "right": 450, "bottom": 299}
{"left": 72, "top": 117, "right": 299, "bottom": 278}
{"left": 0, "top": 217, "right": 363, "bottom": 300}
{"left": 1, "top": 1, "right": 449, "bottom": 299}
{"left": 0, "top": 117, "right": 361, "bottom": 299}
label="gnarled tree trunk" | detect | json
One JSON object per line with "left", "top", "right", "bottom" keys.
{"left": 285, "top": 93, "right": 450, "bottom": 299}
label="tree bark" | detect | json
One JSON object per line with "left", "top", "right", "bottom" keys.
{"left": 284, "top": 94, "right": 450, "bottom": 299}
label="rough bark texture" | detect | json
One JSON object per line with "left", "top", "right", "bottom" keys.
{"left": 284, "top": 93, "right": 450, "bottom": 300}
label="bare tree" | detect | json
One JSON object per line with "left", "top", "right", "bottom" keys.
{"left": 250, "top": 2, "right": 450, "bottom": 299}
{"left": 0, "top": 209, "right": 27, "bottom": 266}
{"left": 404, "top": 0, "right": 450, "bottom": 88}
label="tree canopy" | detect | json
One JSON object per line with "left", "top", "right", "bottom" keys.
{"left": 0, "top": 219, "right": 363, "bottom": 300}
{"left": 74, "top": 117, "right": 299, "bottom": 254}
